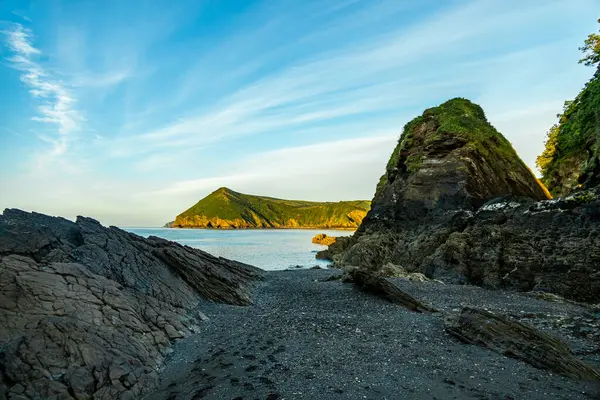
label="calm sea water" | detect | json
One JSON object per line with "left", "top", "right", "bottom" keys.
{"left": 125, "top": 228, "right": 353, "bottom": 271}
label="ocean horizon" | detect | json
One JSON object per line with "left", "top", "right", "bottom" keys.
{"left": 125, "top": 227, "right": 353, "bottom": 271}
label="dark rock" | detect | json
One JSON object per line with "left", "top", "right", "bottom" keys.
{"left": 0, "top": 209, "right": 261, "bottom": 399}
{"left": 315, "top": 249, "right": 330, "bottom": 260}
{"left": 345, "top": 268, "right": 437, "bottom": 313}
{"left": 328, "top": 99, "right": 600, "bottom": 302}
{"left": 315, "top": 236, "right": 353, "bottom": 262}
{"left": 445, "top": 307, "right": 600, "bottom": 381}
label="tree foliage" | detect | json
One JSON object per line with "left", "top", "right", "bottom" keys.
{"left": 579, "top": 19, "right": 600, "bottom": 67}
{"left": 538, "top": 20, "right": 600, "bottom": 195}
{"left": 536, "top": 124, "right": 559, "bottom": 173}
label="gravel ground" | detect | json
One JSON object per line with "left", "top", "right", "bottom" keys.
{"left": 145, "top": 269, "right": 600, "bottom": 400}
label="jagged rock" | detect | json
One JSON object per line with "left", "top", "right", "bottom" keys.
{"left": 344, "top": 268, "right": 437, "bottom": 313}
{"left": 445, "top": 307, "right": 600, "bottom": 381}
{"left": 0, "top": 209, "right": 262, "bottom": 399}
{"left": 429, "top": 190, "right": 600, "bottom": 302}
{"left": 311, "top": 233, "right": 337, "bottom": 246}
{"left": 328, "top": 98, "right": 600, "bottom": 302}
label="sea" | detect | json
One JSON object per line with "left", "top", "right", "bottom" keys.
{"left": 125, "top": 228, "right": 354, "bottom": 271}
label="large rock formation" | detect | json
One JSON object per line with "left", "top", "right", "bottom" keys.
{"left": 0, "top": 209, "right": 261, "bottom": 399}
{"left": 173, "top": 187, "right": 370, "bottom": 229}
{"left": 326, "top": 98, "right": 600, "bottom": 302}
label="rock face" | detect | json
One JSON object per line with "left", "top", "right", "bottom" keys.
{"left": 327, "top": 98, "right": 600, "bottom": 302}
{"left": 445, "top": 307, "right": 600, "bottom": 381}
{"left": 311, "top": 233, "right": 337, "bottom": 246}
{"left": 0, "top": 209, "right": 261, "bottom": 399}
{"left": 173, "top": 187, "right": 370, "bottom": 229}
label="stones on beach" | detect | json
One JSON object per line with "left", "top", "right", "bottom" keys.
{"left": 445, "top": 307, "right": 600, "bottom": 381}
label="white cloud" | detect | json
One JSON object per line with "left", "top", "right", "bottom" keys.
{"left": 3, "top": 23, "right": 83, "bottom": 160}
{"left": 142, "top": 135, "right": 399, "bottom": 221}
{"left": 106, "top": 0, "right": 593, "bottom": 166}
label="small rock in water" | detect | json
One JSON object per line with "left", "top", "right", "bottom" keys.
{"left": 198, "top": 311, "right": 209, "bottom": 321}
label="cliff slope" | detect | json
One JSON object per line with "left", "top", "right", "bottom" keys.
{"left": 325, "top": 98, "right": 600, "bottom": 302}
{"left": 538, "top": 23, "right": 600, "bottom": 196}
{"left": 173, "top": 187, "right": 370, "bottom": 229}
{"left": 537, "top": 67, "right": 600, "bottom": 195}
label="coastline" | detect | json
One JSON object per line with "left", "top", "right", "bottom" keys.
{"left": 162, "top": 226, "right": 357, "bottom": 231}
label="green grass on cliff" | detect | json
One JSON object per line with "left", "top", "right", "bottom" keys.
{"left": 537, "top": 67, "right": 600, "bottom": 195}
{"left": 377, "top": 98, "right": 529, "bottom": 193}
{"left": 175, "top": 187, "right": 371, "bottom": 228}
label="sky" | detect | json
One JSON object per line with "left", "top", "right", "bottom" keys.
{"left": 0, "top": 0, "right": 599, "bottom": 227}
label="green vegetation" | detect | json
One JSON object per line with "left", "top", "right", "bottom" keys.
{"left": 173, "top": 187, "right": 371, "bottom": 229}
{"left": 376, "top": 98, "right": 533, "bottom": 195}
{"left": 537, "top": 20, "right": 600, "bottom": 195}
{"left": 579, "top": 18, "right": 600, "bottom": 67}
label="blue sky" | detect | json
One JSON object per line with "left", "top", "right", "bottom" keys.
{"left": 0, "top": 0, "right": 598, "bottom": 226}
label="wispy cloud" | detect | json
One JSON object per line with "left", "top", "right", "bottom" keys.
{"left": 3, "top": 23, "right": 83, "bottom": 158}
{"left": 147, "top": 135, "right": 397, "bottom": 200}
{"left": 107, "top": 0, "right": 587, "bottom": 164}
{"left": 11, "top": 11, "right": 32, "bottom": 23}
{"left": 1, "top": 127, "right": 22, "bottom": 137}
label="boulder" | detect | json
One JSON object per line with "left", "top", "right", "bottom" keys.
{"left": 445, "top": 307, "right": 600, "bottom": 381}
{"left": 0, "top": 209, "right": 262, "bottom": 399}
{"left": 311, "top": 233, "right": 337, "bottom": 246}
{"left": 343, "top": 268, "right": 437, "bottom": 313}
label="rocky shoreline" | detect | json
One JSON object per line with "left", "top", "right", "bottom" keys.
{"left": 0, "top": 209, "right": 261, "bottom": 399}
{"left": 2, "top": 208, "right": 600, "bottom": 399}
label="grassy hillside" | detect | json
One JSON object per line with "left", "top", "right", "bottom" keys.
{"left": 173, "top": 187, "right": 371, "bottom": 229}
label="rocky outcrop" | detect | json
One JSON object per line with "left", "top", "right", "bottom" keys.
{"left": 0, "top": 209, "right": 262, "bottom": 399}
{"left": 327, "top": 98, "right": 600, "bottom": 302}
{"left": 163, "top": 221, "right": 175, "bottom": 228}
{"left": 174, "top": 187, "right": 370, "bottom": 229}
{"left": 445, "top": 307, "right": 600, "bottom": 381}
{"left": 311, "top": 233, "right": 337, "bottom": 246}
